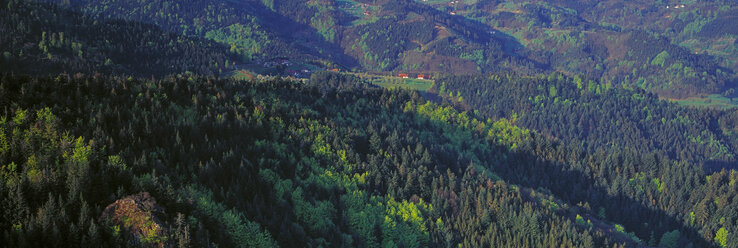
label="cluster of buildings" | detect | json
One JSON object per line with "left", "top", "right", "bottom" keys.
{"left": 666, "top": 4, "right": 686, "bottom": 9}
{"left": 398, "top": 73, "right": 431, "bottom": 80}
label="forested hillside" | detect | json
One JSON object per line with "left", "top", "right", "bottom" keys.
{"left": 1, "top": 71, "right": 736, "bottom": 247}
{"left": 0, "top": 72, "right": 617, "bottom": 247}
{"left": 431, "top": 0, "right": 738, "bottom": 97}
{"left": 44, "top": 0, "right": 359, "bottom": 67}
{"left": 0, "top": 0, "right": 234, "bottom": 76}
{"left": 434, "top": 73, "right": 738, "bottom": 168}
{"left": 2, "top": 71, "right": 738, "bottom": 247}
{"left": 47, "top": 0, "right": 538, "bottom": 74}
{"left": 41, "top": 0, "right": 738, "bottom": 98}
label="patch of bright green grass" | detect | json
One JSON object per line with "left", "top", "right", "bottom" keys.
{"left": 372, "top": 78, "right": 434, "bottom": 91}
{"left": 347, "top": 72, "right": 434, "bottom": 91}
{"left": 670, "top": 94, "right": 738, "bottom": 109}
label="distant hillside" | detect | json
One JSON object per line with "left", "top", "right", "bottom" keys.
{"left": 46, "top": 0, "right": 539, "bottom": 74}
{"left": 44, "top": 0, "right": 357, "bottom": 67}
{"left": 38, "top": 0, "right": 738, "bottom": 96}
{"left": 338, "top": 0, "right": 538, "bottom": 73}
{"left": 422, "top": 0, "right": 738, "bottom": 97}
{"left": 0, "top": 0, "right": 235, "bottom": 76}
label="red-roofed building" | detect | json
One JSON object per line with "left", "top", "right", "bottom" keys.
{"left": 398, "top": 73, "right": 409, "bottom": 78}
{"left": 417, "top": 74, "right": 429, "bottom": 80}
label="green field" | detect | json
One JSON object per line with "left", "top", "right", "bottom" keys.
{"left": 336, "top": 0, "right": 381, "bottom": 26}
{"left": 347, "top": 72, "right": 435, "bottom": 91}
{"left": 669, "top": 94, "right": 738, "bottom": 109}
{"left": 372, "top": 78, "right": 434, "bottom": 91}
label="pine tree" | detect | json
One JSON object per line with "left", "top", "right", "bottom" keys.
{"left": 648, "top": 231, "right": 657, "bottom": 247}
{"left": 86, "top": 220, "right": 100, "bottom": 247}
{"left": 175, "top": 213, "right": 191, "bottom": 248}
{"left": 715, "top": 227, "right": 728, "bottom": 248}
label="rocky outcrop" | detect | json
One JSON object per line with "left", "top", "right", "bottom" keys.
{"left": 100, "top": 192, "right": 168, "bottom": 247}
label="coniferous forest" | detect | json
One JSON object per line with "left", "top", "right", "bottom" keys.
{"left": 1, "top": 0, "right": 738, "bottom": 247}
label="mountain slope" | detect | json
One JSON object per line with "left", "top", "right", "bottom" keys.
{"left": 2, "top": 71, "right": 738, "bottom": 247}
{"left": 434, "top": 73, "right": 738, "bottom": 167}
{"left": 46, "top": 0, "right": 539, "bottom": 74}
{"left": 38, "top": 0, "right": 738, "bottom": 97}
{"left": 0, "top": 72, "right": 618, "bottom": 247}
{"left": 45, "top": 0, "right": 358, "bottom": 67}
{"left": 1, "top": 0, "right": 235, "bottom": 76}
{"left": 422, "top": 0, "right": 738, "bottom": 97}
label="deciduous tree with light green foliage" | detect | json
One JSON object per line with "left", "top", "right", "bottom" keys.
{"left": 715, "top": 227, "right": 728, "bottom": 247}
{"left": 575, "top": 214, "right": 585, "bottom": 226}
{"left": 205, "top": 22, "right": 268, "bottom": 61}
{"left": 651, "top": 51, "right": 670, "bottom": 67}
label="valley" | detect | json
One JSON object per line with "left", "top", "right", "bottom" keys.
{"left": 1, "top": 0, "right": 737, "bottom": 247}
